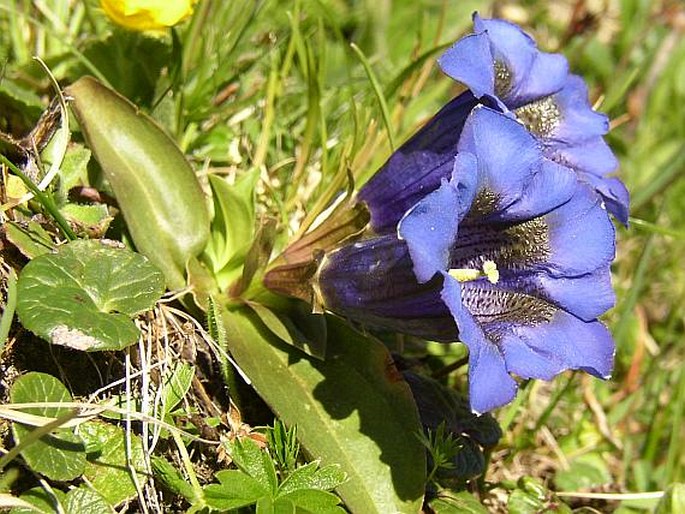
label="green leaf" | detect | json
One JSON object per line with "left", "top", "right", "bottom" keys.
{"left": 16, "top": 239, "right": 165, "bottom": 351}
{"left": 226, "top": 437, "right": 279, "bottom": 495}
{"left": 554, "top": 453, "right": 612, "bottom": 491}
{"left": 508, "top": 477, "right": 572, "bottom": 514}
{"left": 66, "top": 76, "right": 210, "bottom": 290}
{"left": 428, "top": 490, "right": 488, "bottom": 514}
{"left": 278, "top": 462, "right": 346, "bottom": 495}
{"left": 277, "top": 489, "right": 344, "bottom": 514}
{"left": 203, "top": 469, "right": 268, "bottom": 510}
{"left": 9, "top": 372, "right": 86, "bottom": 482}
{"left": 161, "top": 362, "right": 195, "bottom": 416}
{"left": 656, "top": 483, "right": 685, "bottom": 514}
{"left": 10, "top": 487, "right": 67, "bottom": 514}
{"left": 222, "top": 308, "right": 426, "bottom": 514}
{"left": 247, "top": 302, "right": 326, "bottom": 360}
{"left": 64, "top": 486, "right": 114, "bottom": 514}
{"left": 205, "top": 169, "right": 259, "bottom": 286}
{"left": 4, "top": 222, "right": 54, "bottom": 259}
{"left": 151, "top": 456, "right": 197, "bottom": 502}
{"left": 78, "top": 421, "right": 147, "bottom": 505}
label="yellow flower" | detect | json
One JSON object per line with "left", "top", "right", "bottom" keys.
{"left": 100, "top": 0, "right": 197, "bottom": 31}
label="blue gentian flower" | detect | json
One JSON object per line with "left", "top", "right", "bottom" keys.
{"left": 438, "top": 14, "right": 629, "bottom": 224}
{"left": 318, "top": 107, "right": 616, "bottom": 413}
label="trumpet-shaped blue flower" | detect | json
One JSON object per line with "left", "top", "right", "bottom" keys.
{"left": 438, "top": 13, "right": 629, "bottom": 224}
{"left": 318, "top": 107, "right": 616, "bottom": 413}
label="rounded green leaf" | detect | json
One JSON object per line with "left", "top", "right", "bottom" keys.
{"left": 16, "top": 239, "right": 165, "bottom": 351}
{"left": 78, "top": 421, "right": 147, "bottom": 505}
{"left": 10, "top": 372, "right": 86, "bottom": 482}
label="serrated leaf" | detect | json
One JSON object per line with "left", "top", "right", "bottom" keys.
{"left": 16, "top": 239, "right": 165, "bottom": 351}
{"left": 78, "top": 421, "right": 147, "bottom": 505}
{"left": 10, "top": 487, "right": 66, "bottom": 514}
{"left": 277, "top": 489, "right": 344, "bottom": 514}
{"left": 64, "top": 487, "right": 114, "bottom": 514}
{"left": 222, "top": 308, "right": 426, "bottom": 514}
{"left": 226, "top": 438, "right": 278, "bottom": 495}
{"left": 10, "top": 372, "right": 86, "bottom": 482}
{"left": 278, "top": 463, "right": 346, "bottom": 495}
{"left": 203, "top": 469, "right": 268, "bottom": 510}
{"left": 428, "top": 490, "right": 488, "bottom": 514}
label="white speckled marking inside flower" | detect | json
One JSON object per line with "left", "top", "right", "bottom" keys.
{"left": 514, "top": 96, "right": 562, "bottom": 137}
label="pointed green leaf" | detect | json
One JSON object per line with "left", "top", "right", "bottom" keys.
{"left": 16, "top": 239, "right": 165, "bottom": 351}
{"left": 9, "top": 372, "right": 86, "bottom": 482}
{"left": 222, "top": 308, "right": 426, "bottom": 514}
{"left": 278, "top": 463, "right": 346, "bottom": 495}
{"left": 4, "top": 222, "right": 54, "bottom": 259}
{"left": 278, "top": 489, "right": 344, "bottom": 514}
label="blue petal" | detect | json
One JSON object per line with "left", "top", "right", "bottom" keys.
{"left": 530, "top": 268, "right": 615, "bottom": 321}
{"left": 542, "top": 185, "right": 616, "bottom": 277}
{"left": 455, "top": 107, "right": 543, "bottom": 210}
{"left": 583, "top": 174, "right": 630, "bottom": 226}
{"left": 441, "top": 275, "right": 518, "bottom": 414}
{"left": 438, "top": 33, "right": 495, "bottom": 99}
{"left": 358, "top": 92, "right": 479, "bottom": 233}
{"left": 546, "top": 136, "right": 619, "bottom": 179}
{"left": 513, "top": 311, "right": 615, "bottom": 379}
{"left": 500, "top": 332, "right": 567, "bottom": 380}
{"left": 473, "top": 15, "right": 568, "bottom": 107}
{"left": 549, "top": 75, "right": 610, "bottom": 143}
{"left": 398, "top": 178, "right": 463, "bottom": 283}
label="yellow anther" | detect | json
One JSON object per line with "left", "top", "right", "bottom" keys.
{"left": 448, "top": 260, "right": 500, "bottom": 284}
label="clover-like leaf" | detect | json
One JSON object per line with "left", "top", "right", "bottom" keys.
{"left": 10, "top": 372, "right": 86, "bottom": 482}
{"left": 16, "top": 239, "right": 165, "bottom": 351}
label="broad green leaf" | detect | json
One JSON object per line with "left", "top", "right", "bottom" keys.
{"left": 10, "top": 487, "right": 66, "bottom": 514}
{"left": 16, "top": 239, "right": 165, "bottom": 351}
{"left": 66, "top": 76, "right": 210, "bottom": 290}
{"left": 9, "top": 372, "right": 86, "bottom": 481}
{"left": 64, "top": 487, "right": 114, "bottom": 514}
{"left": 222, "top": 308, "right": 426, "bottom": 514}
{"left": 203, "top": 470, "right": 268, "bottom": 510}
{"left": 4, "top": 221, "right": 54, "bottom": 259}
{"left": 78, "top": 421, "right": 147, "bottom": 505}
{"left": 656, "top": 483, "right": 685, "bottom": 514}
{"left": 428, "top": 490, "right": 488, "bottom": 514}
{"left": 247, "top": 302, "right": 326, "bottom": 360}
